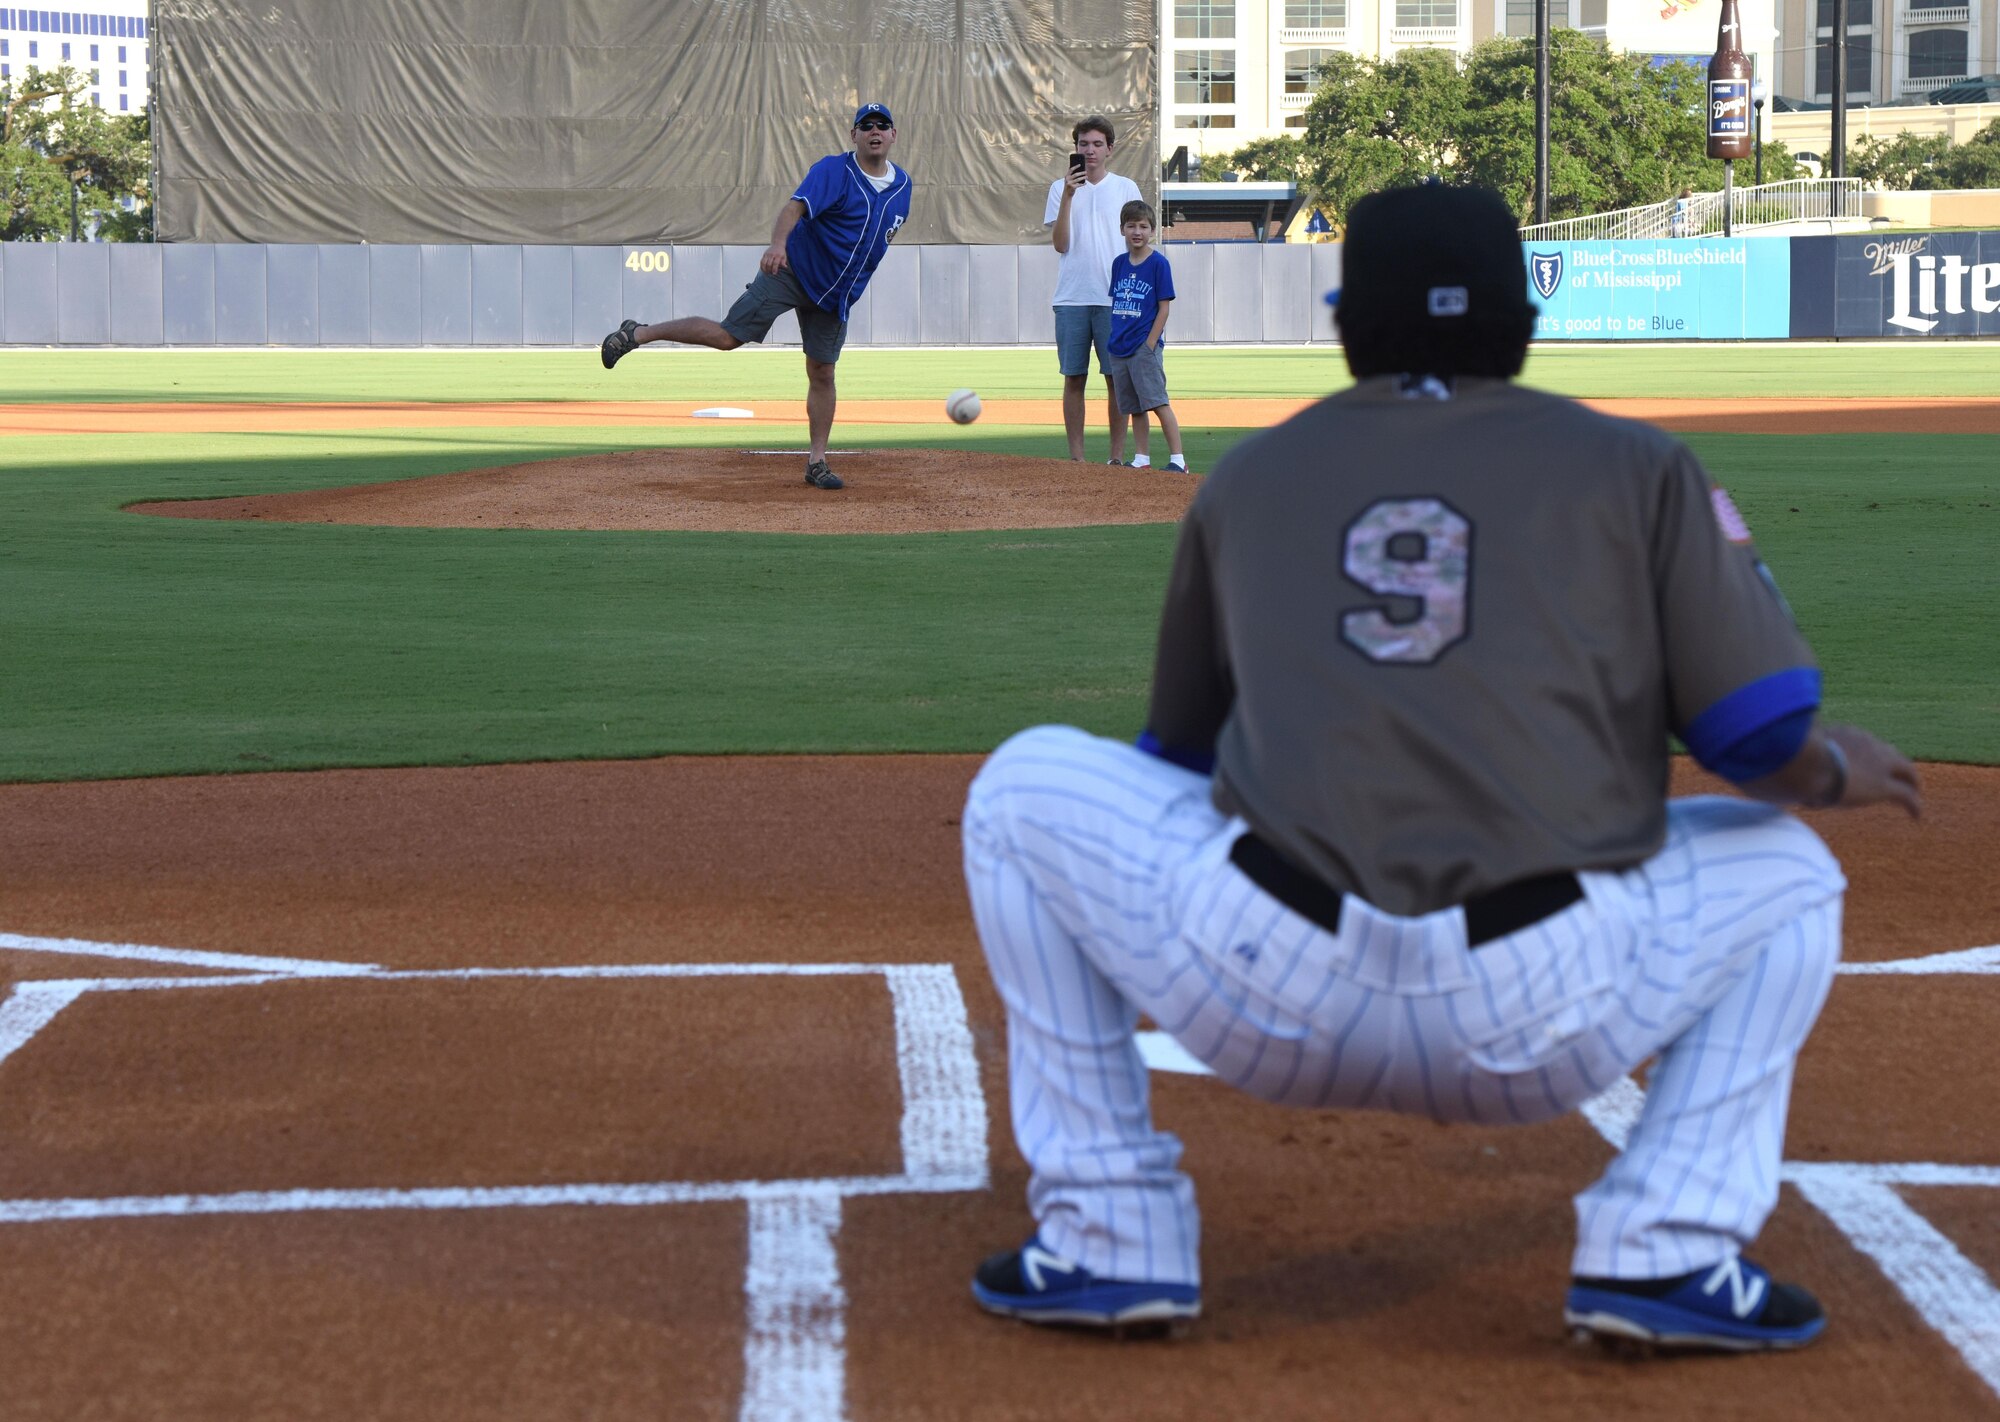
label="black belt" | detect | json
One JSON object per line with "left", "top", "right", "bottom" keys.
{"left": 1228, "top": 832, "right": 1583, "bottom": 948}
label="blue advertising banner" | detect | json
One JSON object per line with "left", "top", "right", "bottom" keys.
{"left": 1523, "top": 238, "right": 1791, "bottom": 340}
{"left": 1825, "top": 231, "right": 2000, "bottom": 338}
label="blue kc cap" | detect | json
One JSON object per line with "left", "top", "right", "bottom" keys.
{"left": 853, "top": 102, "right": 895, "bottom": 128}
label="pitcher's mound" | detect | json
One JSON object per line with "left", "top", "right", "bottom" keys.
{"left": 132, "top": 448, "right": 1200, "bottom": 535}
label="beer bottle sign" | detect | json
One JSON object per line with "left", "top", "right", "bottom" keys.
{"left": 1707, "top": 0, "right": 1754, "bottom": 160}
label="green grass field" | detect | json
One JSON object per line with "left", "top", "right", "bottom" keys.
{"left": 1, "top": 346, "right": 1994, "bottom": 782}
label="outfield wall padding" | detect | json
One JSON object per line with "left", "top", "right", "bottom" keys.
{"left": 3, "top": 235, "right": 1996, "bottom": 347}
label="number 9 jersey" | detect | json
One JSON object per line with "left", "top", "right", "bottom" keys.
{"left": 1145, "top": 375, "right": 1817, "bottom": 918}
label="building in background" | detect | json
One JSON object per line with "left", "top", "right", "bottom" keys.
{"left": 1159, "top": 0, "right": 1782, "bottom": 160}
{"left": 0, "top": 2, "right": 150, "bottom": 111}
{"left": 1775, "top": 0, "right": 1996, "bottom": 106}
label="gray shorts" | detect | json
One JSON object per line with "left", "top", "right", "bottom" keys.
{"left": 722, "top": 265, "right": 849, "bottom": 364}
{"left": 1106, "top": 344, "right": 1170, "bottom": 415}
{"left": 1054, "top": 304, "right": 1114, "bottom": 377}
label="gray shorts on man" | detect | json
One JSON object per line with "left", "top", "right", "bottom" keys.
{"left": 722, "top": 266, "right": 850, "bottom": 365}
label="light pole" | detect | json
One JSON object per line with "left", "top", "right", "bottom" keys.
{"left": 1752, "top": 78, "right": 1766, "bottom": 187}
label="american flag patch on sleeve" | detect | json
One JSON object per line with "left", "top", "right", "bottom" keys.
{"left": 1710, "top": 486, "right": 1753, "bottom": 543}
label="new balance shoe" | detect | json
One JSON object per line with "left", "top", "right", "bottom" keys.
{"left": 804, "top": 459, "right": 845, "bottom": 490}
{"left": 1166, "top": 455, "right": 1189, "bottom": 473}
{"left": 1127, "top": 454, "right": 1152, "bottom": 469}
{"left": 972, "top": 1237, "right": 1200, "bottom": 1332}
{"left": 600, "top": 319, "right": 640, "bottom": 369}
{"left": 1565, "top": 1256, "right": 1826, "bottom": 1352}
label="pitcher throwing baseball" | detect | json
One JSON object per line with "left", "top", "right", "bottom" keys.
{"left": 599, "top": 103, "right": 912, "bottom": 491}
{"left": 962, "top": 182, "right": 1920, "bottom": 1353}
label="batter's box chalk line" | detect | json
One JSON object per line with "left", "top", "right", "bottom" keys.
{"left": 0, "top": 932, "right": 991, "bottom": 1422}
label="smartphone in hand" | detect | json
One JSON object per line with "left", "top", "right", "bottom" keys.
{"left": 1069, "top": 152, "right": 1087, "bottom": 175}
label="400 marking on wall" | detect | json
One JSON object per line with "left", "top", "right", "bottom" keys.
{"left": 625, "top": 250, "right": 672, "bottom": 273}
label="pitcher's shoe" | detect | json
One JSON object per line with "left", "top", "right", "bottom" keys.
{"left": 600, "top": 319, "right": 640, "bottom": 369}
{"left": 1167, "top": 455, "right": 1190, "bottom": 473}
{"left": 972, "top": 1237, "right": 1199, "bottom": 1332}
{"left": 804, "top": 459, "right": 845, "bottom": 490}
{"left": 1565, "top": 1256, "right": 1826, "bottom": 1352}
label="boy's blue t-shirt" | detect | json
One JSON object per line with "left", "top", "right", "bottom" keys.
{"left": 1108, "top": 248, "right": 1176, "bottom": 357}
{"left": 787, "top": 153, "right": 913, "bottom": 320}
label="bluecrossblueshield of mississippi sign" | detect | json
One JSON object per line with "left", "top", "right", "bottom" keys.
{"left": 1530, "top": 251, "right": 1564, "bottom": 301}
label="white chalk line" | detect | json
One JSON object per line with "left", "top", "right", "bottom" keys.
{"left": 742, "top": 1190, "right": 848, "bottom": 1422}
{"left": 0, "top": 1172, "right": 989, "bottom": 1225}
{"left": 1790, "top": 1169, "right": 2000, "bottom": 1399}
{"left": 0, "top": 930, "right": 376, "bottom": 977}
{"left": 0, "top": 981, "right": 90, "bottom": 1072}
{"left": 1840, "top": 943, "right": 2000, "bottom": 975}
{"left": 885, "top": 965, "right": 990, "bottom": 1183}
{"left": 0, "top": 949, "right": 989, "bottom": 1422}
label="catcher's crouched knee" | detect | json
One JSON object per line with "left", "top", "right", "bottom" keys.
{"left": 963, "top": 725, "right": 1095, "bottom": 847}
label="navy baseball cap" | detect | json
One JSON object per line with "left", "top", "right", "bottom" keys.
{"left": 1328, "top": 182, "right": 1537, "bottom": 378}
{"left": 853, "top": 102, "right": 894, "bottom": 127}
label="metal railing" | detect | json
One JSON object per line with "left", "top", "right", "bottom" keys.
{"left": 1518, "top": 179, "right": 1870, "bottom": 242}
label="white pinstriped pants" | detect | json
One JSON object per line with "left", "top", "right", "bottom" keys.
{"left": 962, "top": 725, "right": 1845, "bottom": 1286}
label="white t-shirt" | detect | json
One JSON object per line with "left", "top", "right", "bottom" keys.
{"left": 1045, "top": 170, "right": 1144, "bottom": 308}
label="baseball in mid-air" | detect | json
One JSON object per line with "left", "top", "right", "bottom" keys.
{"left": 945, "top": 388, "right": 982, "bottom": 424}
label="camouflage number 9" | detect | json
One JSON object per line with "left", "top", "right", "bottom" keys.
{"left": 1340, "top": 498, "right": 1473, "bottom": 665}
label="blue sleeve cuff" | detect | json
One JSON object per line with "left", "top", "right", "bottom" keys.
{"left": 1683, "top": 668, "right": 1821, "bottom": 783}
{"left": 1136, "top": 729, "right": 1216, "bottom": 776}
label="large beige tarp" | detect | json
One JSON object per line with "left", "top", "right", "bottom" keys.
{"left": 152, "top": 0, "right": 1157, "bottom": 245}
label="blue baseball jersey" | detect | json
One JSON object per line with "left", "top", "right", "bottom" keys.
{"left": 1108, "top": 249, "right": 1175, "bottom": 357}
{"left": 787, "top": 154, "right": 913, "bottom": 320}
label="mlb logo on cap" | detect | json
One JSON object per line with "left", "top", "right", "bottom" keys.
{"left": 853, "top": 102, "right": 894, "bottom": 127}
{"left": 1427, "top": 286, "right": 1470, "bottom": 317}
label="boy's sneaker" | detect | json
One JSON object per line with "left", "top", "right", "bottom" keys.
{"left": 1128, "top": 454, "right": 1152, "bottom": 469}
{"left": 804, "top": 460, "right": 844, "bottom": 490}
{"left": 972, "top": 1237, "right": 1200, "bottom": 1333}
{"left": 1167, "top": 455, "right": 1189, "bottom": 473}
{"left": 600, "top": 319, "right": 640, "bottom": 369}
{"left": 1105, "top": 458, "right": 1128, "bottom": 466}
{"left": 1565, "top": 1256, "right": 1826, "bottom": 1353}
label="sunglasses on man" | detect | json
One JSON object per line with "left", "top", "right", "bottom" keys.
{"left": 856, "top": 118, "right": 893, "bottom": 131}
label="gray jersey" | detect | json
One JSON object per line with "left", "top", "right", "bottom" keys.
{"left": 1147, "top": 376, "right": 1814, "bottom": 916}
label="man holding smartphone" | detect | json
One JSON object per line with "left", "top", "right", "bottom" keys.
{"left": 1047, "top": 117, "right": 1143, "bottom": 465}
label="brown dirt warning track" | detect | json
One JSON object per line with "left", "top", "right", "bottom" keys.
{"left": 3, "top": 392, "right": 1997, "bottom": 1419}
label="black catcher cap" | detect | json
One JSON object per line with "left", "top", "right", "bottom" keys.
{"left": 1331, "top": 182, "right": 1537, "bottom": 379}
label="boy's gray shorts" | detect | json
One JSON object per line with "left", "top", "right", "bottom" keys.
{"left": 1106, "top": 344, "right": 1171, "bottom": 415}
{"left": 722, "top": 265, "right": 849, "bottom": 364}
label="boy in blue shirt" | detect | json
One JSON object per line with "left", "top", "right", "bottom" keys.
{"left": 1105, "top": 200, "right": 1188, "bottom": 474}
{"left": 599, "top": 103, "right": 913, "bottom": 491}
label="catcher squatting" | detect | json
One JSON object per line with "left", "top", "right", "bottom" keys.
{"left": 961, "top": 182, "right": 1922, "bottom": 1354}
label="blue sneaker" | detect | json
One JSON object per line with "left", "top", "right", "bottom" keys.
{"left": 1565, "top": 1256, "right": 1826, "bottom": 1352}
{"left": 972, "top": 1237, "right": 1200, "bottom": 1332}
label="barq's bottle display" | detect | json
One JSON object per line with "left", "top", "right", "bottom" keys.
{"left": 1707, "top": 0, "right": 1754, "bottom": 161}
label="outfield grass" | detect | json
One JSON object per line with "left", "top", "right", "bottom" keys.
{"left": 0, "top": 341, "right": 1996, "bottom": 405}
{"left": 1, "top": 349, "right": 1993, "bottom": 782}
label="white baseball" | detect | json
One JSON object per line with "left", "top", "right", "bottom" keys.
{"left": 945, "top": 389, "right": 982, "bottom": 425}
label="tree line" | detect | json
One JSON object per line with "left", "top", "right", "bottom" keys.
{"left": 1211, "top": 32, "right": 1999, "bottom": 227}
{"left": 1, "top": 65, "right": 150, "bottom": 241}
